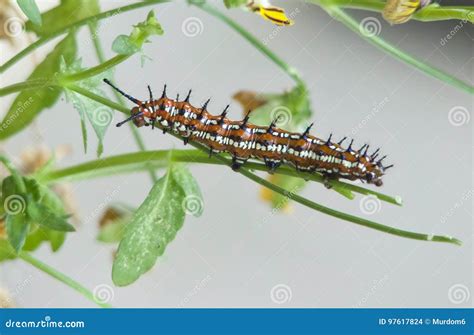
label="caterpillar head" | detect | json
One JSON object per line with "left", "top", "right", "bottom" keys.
{"left": 103, "top": 79, "right": 151, "bottom": 128}
{"left": 365, "top": 159, "right": 393, "bottom": 187}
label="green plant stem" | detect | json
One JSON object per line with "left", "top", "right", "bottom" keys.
{"left": 0, "top": 0, "right": 169, "bottom": 74}
{"left": 193, "top": 1, "right": 305, "bottom": 88}
{"left": 39, "top": 149, "right": 401, "bottom": 206}
{"left": 320, "top": 0, "right": 474, "bottom": 22}
{"left": 0, "top": 78, "right": 53, "bottom": 97}
{"left": 310, "top": 2, "right": 473, "bottom": 95}
{"left": 86, "top": 25, "right": 158, "bottom": 183}
{"left": 61, "top": 55, "right": 130, "bottom": 83}
{"left": 18, "top": 251, "right": 112, "bottom": 308}
{"left": 237, "top": 168, "right": 460, "bottom": 245}
{"left": 0, "top": 155, "right": 27, "bottom": 193}
{"left": 40, "top": 147, "right": 460, "bottom": 245}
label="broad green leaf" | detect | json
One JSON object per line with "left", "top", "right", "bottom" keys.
{"left": 171, "top": 164, "right": 204, "bottom": 217}
{"left": 0, "top": 239, "right": 16, "bottom": 262}
{"left": 6, "top": 213, "right": 30, "bottom": 253}
{"left": 112, "top": 167, "right": 186, "bottom": 286}
{"left": 26, "top": 200, "right": 75, "bottom": 232}
{"left": 17, "top": 0, "right": 42, "bottom": 26}
{"left": 112, "top": 10, "right": 163, "bottom": 55}
{"left": 223, "top": 0, "right": 247, "bottom": 8}
{"left": 62, "top": 58, "right": 113, "bottom": 156}
{"left": 0, "top": 34, "right": 77, "bottom": 140}
{"left": 25, "top": 0, "right": 99, "bottom": 36}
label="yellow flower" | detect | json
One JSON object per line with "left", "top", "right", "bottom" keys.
{"left": 247, "top": 0, "right": 294, "bottom": 26}
{"left": 382, "top": 0, "right": 430, "bottom": 24}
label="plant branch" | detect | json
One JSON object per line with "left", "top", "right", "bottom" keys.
{"left": 61, "top": 55, "right": 130, "bottom": 83}
{"left": 237, "top": 168, "right": 461, "bottom": 245}
{"left": 0, "top": 0, "right": 169, "bottom": 74}
{"left": 19, "top": 251, "right": 112, "bottom": 308}
{"left": 39, "top": 149, "right": 401, "bottom": 206}
{"left": 310, "top": 2, "right": 473, "bottom": 95}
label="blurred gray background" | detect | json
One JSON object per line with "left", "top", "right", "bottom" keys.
{"left": 0, "top": 0, "right": 472, "bottom": 307}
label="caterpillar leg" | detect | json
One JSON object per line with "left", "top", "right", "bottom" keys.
{"left": 322, "top": 173, "right": 336, "bottom": 189}
{"left": 264, "top": 158, "right": 281, "bottom": 174}
{"left": 231, "top": 156, "right": 247, "bottom": 171}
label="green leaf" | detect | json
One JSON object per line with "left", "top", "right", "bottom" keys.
{"left": 62, "top": 58, "right": 113, "bottom": 156}
{"left": 6, "top": 213, "right": 30, "bottom": 253}
{"left": 244, "top": 84, "right": 311, "bottom": 131}
{"left": 0, "top": 239, "right": 17, "bottom": 262}
{"left": 112, "top": 10, "right": 163, "bottom": 55}
{"left": 26, "top": 200, "right": 75, "bottom": 232}
{"left": 26, "top": 0, "right": 99, "bottom": 36}
{"left": 112, "top": 167, "right": 186, "bottom": 286}
{"left": 223, "top": 0, "right": 248, "bottom": 8}
{"left": 17, "top": 0, "right": 42, "bottom": 26}
{"left": 0, "top": 34, "right": 77, "bottom": 140}
{"left": 23, "top": 225, "right": 66, "bottom": 252}
{"left": 171, "top": 164, "right": 204, "bottom": 217}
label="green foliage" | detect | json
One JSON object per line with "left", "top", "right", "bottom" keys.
{"left": 112, "top": 10, "right": 164, "bottom": 56}
{"left": 5, "top": 213, "right": 30, "bottom": 253}
{"left": 0, "top": 34, "right": 77, "bottom": 140}
{"left": 62, "top": 59, "right": 113, "bottom": 156}
{"left": 0, "top": 171, "right": 73, "bottom": 259}
{"left": 223, "top": 0, "right": 248, "bottom": 8}
{"left": 26, "top": 0, "right": 100, "bottom": 36}
{"left": 248, "top": 84, "right": 311, "bottom": 130}
{"left": 112, "top": 163, "right": 203, "bottom": 286}
{"left": 17, "top": 0, "right": 42, "bottom": 26}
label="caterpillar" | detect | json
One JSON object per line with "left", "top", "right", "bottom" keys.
{"left": 104, "top": 79, "right": 393, "bottom": 187}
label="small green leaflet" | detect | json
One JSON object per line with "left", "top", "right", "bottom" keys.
{"left": 6, "top": 213, "right": 29, "bottom": 253}
{"left": 61, "top": 58, "right": 113, "bottom": 157}
{"left": 112, "top": 164, "right": 203, "bottom": 286}
{"left": 0, "top": 34, "right": 77, "bottom": 140}
{"left": 112, "top": 10, "right": 163, "bottom": 56}
{"left": 17, "top": 0, "right": 42, "bottom": 26}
